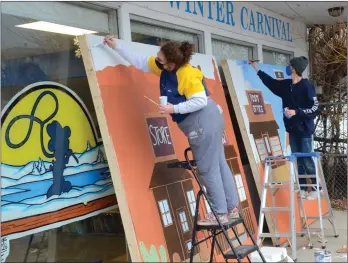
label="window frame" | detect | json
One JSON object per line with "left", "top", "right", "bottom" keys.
{"left": 235, "top": 174, "right": 247, "bottom": 202}
{"left": 129, "top": 14, "right": 204, "bottom": 53}
{"left": 158, "top": 199, "right": 173, "bottom": 227}
{"left": 262, "top": 134, "right": 272, "bottom": 155}
{"left": 186, "top": 190, "right": 196, "bottom": 216}
{"left": 211, "top": 34, "right": 257, "bottom": 61}
{"left": 178, "top": 211, "right": 189, "bottom": 233}
{"left": 186, "top": 240, "right": 193, "bottom": 254}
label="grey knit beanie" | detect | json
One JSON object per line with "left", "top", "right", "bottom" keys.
{"left": 290, "top": 56, "right": 308, "bottom": 76}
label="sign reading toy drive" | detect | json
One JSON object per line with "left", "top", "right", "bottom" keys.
{"left": 146, "top": 117, "right": 174, "bottom": 158}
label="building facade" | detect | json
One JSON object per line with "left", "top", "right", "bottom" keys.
{"left": 1, "top": 1, "right": 308, "bottom": 262}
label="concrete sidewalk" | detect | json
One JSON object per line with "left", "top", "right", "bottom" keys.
{"left": 294, "top": 210, "right": 347, "bottom": 262}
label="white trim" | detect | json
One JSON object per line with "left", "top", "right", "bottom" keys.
{"left": 1, "top": 2, "right": 109, "bottom": 33}
{"left": 118, "top": 4, "right": 132, "bottom": 41}
{"left": 203, "top": 31, "right": 212, "bottom": 55}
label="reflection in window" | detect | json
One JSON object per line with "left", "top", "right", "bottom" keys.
{"left": 263, "top": 49, "right": 291, "bottom": 66}
{"left": 131, "top": 20, "right": 199, "bottom": 51}
{"left": 179, "top": 211, "right": 189, "bottom": 233}
{"left": 212, "top": 38, "right": 252, "bottom": 65}
{"left": 158, "top": 200, "right": 173, "bottom": 227}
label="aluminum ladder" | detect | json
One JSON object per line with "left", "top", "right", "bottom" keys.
{"left": 257, "top": 155, "right": 311, "bottom": 261}
{"left": 168, "top": 148, "right": 266, "bottom": 263}
{"left": 292, "top": 152, "right": 339, "bottom": 249}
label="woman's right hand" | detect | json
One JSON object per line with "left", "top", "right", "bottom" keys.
{"left": 104, "top": 35, "right": 116, "bottom": 49}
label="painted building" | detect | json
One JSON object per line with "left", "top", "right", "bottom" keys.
{"left": 1, "top": 1, "right": 345, "bottom": 262}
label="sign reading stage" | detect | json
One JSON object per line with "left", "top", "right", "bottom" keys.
{"left": 146, "top": 116, "right": 175, "bottom": 158}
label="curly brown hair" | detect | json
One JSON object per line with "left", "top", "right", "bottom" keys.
{"left": 160, "top": 40, "right": 194, "bottom": 68}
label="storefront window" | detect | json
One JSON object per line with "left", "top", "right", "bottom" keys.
{"left": 130, "top": 20, "right": 201, "bottom": 52}
{"left": 262, "top": 48, "right": 292, "bottom": 66}
{"left": 212, "top": 38, "right": 253, "bottom": 65}
{"left": 1, "top": 2, "right": 126, "bottom": 262}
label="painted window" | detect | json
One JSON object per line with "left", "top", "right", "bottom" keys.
{"left": 186, "top": 241, "right": 192, "bottom": 253}
{"left": 158, "top": 200, "right": 173, "bottom": 227}
{"left": 255, "top": 138, "right": 268, "bottom": 161}
{"left": 179, "top": 211, "right": 189, "bottom": 233}
{"left": 270, "top": 136, "right": 283, "bottom": 156}
{"left": 263, "top": 135, "right": 272, "bottom": 154}
{"left": 186, "top": 190, "right": 196, "bottom": 216}
{"left": 235, "top": 174, "right": 247, "bottom": 202}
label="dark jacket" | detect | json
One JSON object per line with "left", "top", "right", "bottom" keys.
{"left": 257, "top": 70, "right": 319, "bottom": 137}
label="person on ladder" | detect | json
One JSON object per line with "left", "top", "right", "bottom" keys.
{"left": 250, "top": 57, "right": 320, "bottom": 200}
{"left": 103, "top": 36, "right": 240, "bottom": 225}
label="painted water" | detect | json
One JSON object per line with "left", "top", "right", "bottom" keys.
{"left": 1, "top": 143, "right": 114, "bottom": 222}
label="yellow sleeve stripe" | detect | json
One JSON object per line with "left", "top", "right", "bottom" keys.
{"left": 177, "top": 66, "right": 205, "bottom": 98}
{"left": 148, "top": 56, "right": 162, "bottom": 76}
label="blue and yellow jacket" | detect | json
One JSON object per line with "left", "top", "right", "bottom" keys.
{"left": 147, "top": 56, "right": 209, "bottom": 123}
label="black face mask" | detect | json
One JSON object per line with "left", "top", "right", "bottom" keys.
{"left": 155, "top": 58, "right": 165, "bottom": 70}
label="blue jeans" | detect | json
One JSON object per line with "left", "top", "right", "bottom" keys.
{"left": 289, "top": 134, "right": 319, "bottom": 191}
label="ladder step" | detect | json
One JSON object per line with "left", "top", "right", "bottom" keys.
{"left": 196, "top": 217, "right": 244, "bottom": 231}
{"left": 262, "top": 207, "right": 290, "bottom": 212}
{"left": 301, "top": 215, "right": 332, "bottom": 219}
{"left": 259, "top": 232, "right": 292, "bottom": 238}
{"left": 297, "top": 175, "right": 318, "bottom": 179}
{"left": 264, "top": 181, "right": 291, "bottom": 187}
{"left": 224, "top": 245, "right": 259, "bottom": 259}
{"left": 297, "top": 184, "right": 321, "bottom": 187}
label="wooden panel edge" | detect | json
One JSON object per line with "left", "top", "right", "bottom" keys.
{"left": 78, "top": 35, "right": 142, "bottom": 262}
{"left": 221, "top": 60, "right": 276, "bottom": 243}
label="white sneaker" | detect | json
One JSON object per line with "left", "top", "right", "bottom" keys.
{"left": 307, "top": 191, "right": 319, "bottom": 200}
{"left": 300, "top": 190, "right": 308, "bottom": 199}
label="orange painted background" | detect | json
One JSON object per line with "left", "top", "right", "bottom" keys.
{"left": 86, "top": 38, "right": 258, "bottom": 262}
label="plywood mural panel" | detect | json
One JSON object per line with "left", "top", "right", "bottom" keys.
{"left": 1, "top": 81, "right": 117, "bottom": 261}
{"left": 79, "top": 35, "right": 257, "bottom": 262}
{"left": 221, "top": 60, "right": 328, "bottom": 244}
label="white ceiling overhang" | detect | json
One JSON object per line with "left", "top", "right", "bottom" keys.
{"left": 251, "top": 1, "right": 347, "bottom": 26}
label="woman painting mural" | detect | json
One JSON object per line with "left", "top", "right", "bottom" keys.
{"left": 104, "top": 35, "right": 239, "bottom": 225}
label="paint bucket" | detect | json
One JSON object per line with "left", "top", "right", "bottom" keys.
{"left": 314, "top": 250, "right": 331, "bottom": 262}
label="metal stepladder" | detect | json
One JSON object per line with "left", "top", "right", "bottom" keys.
{"left": 168, "top": 148, "right": 266, "bottom": 263}
{"left": 292, "top": 152, "right": 338, "bottom": 249}
{"left": 257, "top": 152, "right": 338, "bottom": 261}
